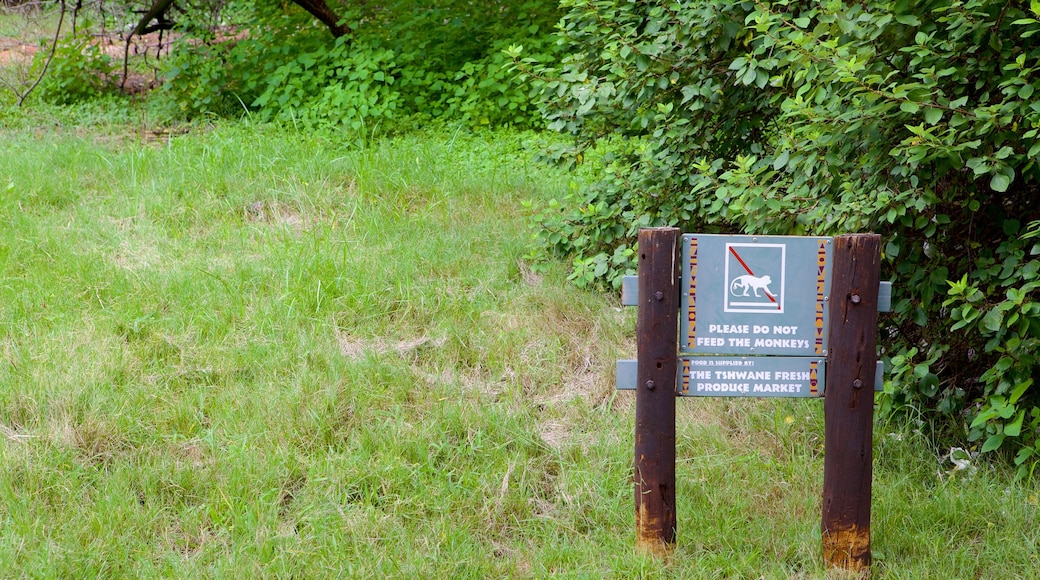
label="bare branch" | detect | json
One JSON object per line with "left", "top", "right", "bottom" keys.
{"left": 15, "top": 0, "right": 67, "bottom": 106}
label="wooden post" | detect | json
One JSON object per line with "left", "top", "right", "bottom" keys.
{"left": 822, "top": 234, "right": 881, "bottom": 572}
{"left": 634, "top": 227, "right": 681, "bottom": 555}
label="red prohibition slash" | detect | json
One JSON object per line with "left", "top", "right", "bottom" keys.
{"left": 728, "top": 246, "right": 780, "bottom": 310}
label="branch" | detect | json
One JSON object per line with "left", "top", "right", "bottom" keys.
{"left": 16, "top": 0, "right": 66, "bottom": 107}
{"left": 291, "top": 0, "right": 352, "bottom": 38}
{"left": 123, "top": 0, "right": 177, "bottom": 89}
{"left": 131, "top": 0, "right": 177, "bottom": 37}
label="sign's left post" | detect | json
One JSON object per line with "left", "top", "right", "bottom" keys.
{"left": 634, "top": 227, "right": 681, "bottom": 556}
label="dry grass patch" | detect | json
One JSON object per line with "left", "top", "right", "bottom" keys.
{"left": 335, "top": 330, "right": 447, "bottom": 360}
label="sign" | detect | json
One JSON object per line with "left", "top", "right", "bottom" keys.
{"left": 680, "top": 356, "right": 825, "bottom": 398}
{"left": 622, "top": 228, "right": 885, "bottom": 567}
{"left": 615, "top": 358, "right": 880, "bottom": 394}
{"left": 682, "top": 234, "right": 832, "bottom": 356}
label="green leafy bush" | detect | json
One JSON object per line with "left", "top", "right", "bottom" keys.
{"left": 160, "top": 41, "right": 243, "bottom": 117}
{"left": 517, "top": 0, "right": 1040, "bottom": 473}
{"left": 251, "top": 38, "right": 400, "bottom": 130}
{"left": 31, "top": 35, "right": 115, "bottom": 104}
{"left": 158, "top": 0, "right": 562, "bottom": 129}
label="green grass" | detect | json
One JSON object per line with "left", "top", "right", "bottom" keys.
{"left": 0, "top": 113, "right": 1038, "bottom": 578}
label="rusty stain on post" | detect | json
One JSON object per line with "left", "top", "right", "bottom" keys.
{"left": 634, "top": 227, "right": 681, "bottom": 555}
{"left": 822, "top": 524, "right": 872, "bottom": 571}
{"left": 821, "top": 234, "right": 881, "bottom": 573}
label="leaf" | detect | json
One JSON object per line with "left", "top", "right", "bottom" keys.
{"left": 981, "top": 432, "right": 1006, "bottom": 453}
{"left": 998, "top": 400, "right": 1017, "bottom": 419}
{"left": 773, "top": 150, "right": 790, "bottom": 170}
{"left": 980, "top": 307, "right": 1004, "bottom": 333}
{"left": 924, "top": 108, "right": 943, "bottom": 125}
{"left": 919, "top": 373, "right": 940, "bottom": 397}
{"left": 1005, "top": 409, "right": 1025, "bottom": 437}
{"left": 990, "top": 172, "right": 1012, "bottom": 192}
{"left": 900, "top": 101, "right": 920, "bottom": 114}
{"left": 1015, "top": 446, "right": 1033, "bottom": 465}
{"left": 1009, "top": 379, "right": 1033, "bottom": 404}
{"left": 913, "top": 363, "right": 930, "bottom": 379}
{"left": 970, "top": 407, "right": 998, "bottom": 429}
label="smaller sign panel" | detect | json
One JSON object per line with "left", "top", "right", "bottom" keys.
{"left": 680, "top": 356, "right": 825, "bottom": 398}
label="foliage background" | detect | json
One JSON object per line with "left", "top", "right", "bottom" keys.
{"left": 515, "top": 0, "right": 1040, "bottom": 473}
{"left": 158, "top": 0, "right": 563, "bottom": 129}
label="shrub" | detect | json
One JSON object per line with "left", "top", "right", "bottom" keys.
{"left": 251, "top": 38, "right": 400, "bottom": 130}
{"left": 159, "top": 41, "right": 243, "bottom": 117}
{"left": 516, "top": 0, "right": 1040, "bottom": 473}
{"left": 158, "top": 0, "right": 562, "bottom": 129}
{"left": 31, "top": 34, "right": 115, "bottom": 104}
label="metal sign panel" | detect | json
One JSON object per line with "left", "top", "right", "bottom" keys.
{"left": 616, "top": 359, "right": 881, "bottom": 393}
{"left": 681, "top": 234, "right": 832, "bottom": 356}
{"left": 680, "top": 356, "right": 825, "bottom": 398}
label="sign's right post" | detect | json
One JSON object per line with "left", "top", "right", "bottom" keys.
{"left": 821, "top": 234, "right": 882, "bottom": 571}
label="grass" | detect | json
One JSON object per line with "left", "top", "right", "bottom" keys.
{"left": 0, "top": 111, "right": 1038, "bottom": 578}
